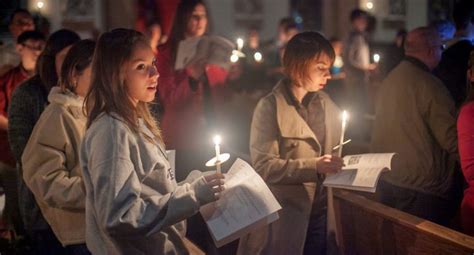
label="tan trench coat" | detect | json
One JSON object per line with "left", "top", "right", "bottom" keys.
{"left": 237, "top": 81, "right": 341, "bottom": 255}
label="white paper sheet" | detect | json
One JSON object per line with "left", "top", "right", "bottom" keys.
{"left": 200, "top": 158, "right": 282, "bottom": 247}
{"left": 174, "top": 37, "right": 201, "bottom": 70}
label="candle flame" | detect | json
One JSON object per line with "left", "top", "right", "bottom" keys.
{"left": 237, "top": 38, "right": 244, "bottom": 50}
{"left": 230, "top": 54, "right": 239, "bottom": 63}
{"left": 37, "top": 1, "right": 45, "bottom": 9}
{"left": 254, "top": 52, "right": 263, "bottom": 62}
{"left": 213, "top": 135, "right": 222, "bottom": 145}
{"left": 342, "top": 110, "right": 348, "bottom": 121}
{"left": 373, "top": 53, "right": 380, "bottom": 63}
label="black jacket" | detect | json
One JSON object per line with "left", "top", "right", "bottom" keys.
{"left": 434, "top": 39, "right": 474, "bottom": 109}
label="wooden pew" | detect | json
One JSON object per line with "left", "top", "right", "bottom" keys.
{"left": 333, "top": 189, "right": 474, "bottom": 255}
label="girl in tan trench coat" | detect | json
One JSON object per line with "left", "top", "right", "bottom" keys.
{"left": 238, "top": 32, "right": 344, "bottom": 255}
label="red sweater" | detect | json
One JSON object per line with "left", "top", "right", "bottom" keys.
{"left": 458, "top": 101, "right": 474, "bottom": 235}
{"left": 156, "top": 43, "right": 228, "bottom": 150}
{"left": 0, "top": 65, "right": 30, "bottom": 167}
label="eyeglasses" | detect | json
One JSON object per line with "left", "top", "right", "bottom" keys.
{"left": 21, "top": 43, "right": 44, "bottom": 52}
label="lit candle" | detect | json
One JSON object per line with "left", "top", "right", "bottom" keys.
{"left": 230, "top": 54, "right": 239, "bottom": 63}
{"left": 373, "top": 53, "right": 380, "bottom": 63}
{"left": 366, "top": 1, "right": 374, "bottom": 10}
{"left": 37, "top": 1, "right": 45, "bottom": 9}
{"left": 213, "top": 135, "right": 222, "bottom": 173}
{"left": 237, "top": 38, "right": 244, "bottom": 51}
{"left": 254, "top": 52, "right": 263, "bottom": 62}
{"left": 339, "top": 111, "right": 348, "bottom": 157}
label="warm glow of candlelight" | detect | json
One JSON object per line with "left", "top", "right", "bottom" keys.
{"left": 213, "top": 135, "right": 222, "bottom": 146}
{"left": 213, "top": 135, "right": 222, "bottom": 173}
{"left": 366, "top": 1, "right": 373, "bottom": 9}
{"left": 373, "top": 53, "right": 380, "bottom": 63}
{"left": 230, "top": 54, "right": 239, "bottom": 63}
{"left": 254, "top": 52, "right": 263, "bottom": 62}
{"left": 342, "top": 110, "right": 348, "bottom": 124}
{"left": 37, "top": 1, "right": 45, "bottom": 9}
{"left": 237, "top": 38, "right": 244, "bottom": 50}
{"left": 339, "top": 110, "right": 349, "bottom": 157}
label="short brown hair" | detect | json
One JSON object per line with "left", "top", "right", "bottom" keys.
{"left": 283, "top": 31, "right": 335, "bottom": 85}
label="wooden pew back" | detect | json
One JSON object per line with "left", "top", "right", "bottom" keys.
{"left": 333, "top": 189, "right": 474, "bottom": 255}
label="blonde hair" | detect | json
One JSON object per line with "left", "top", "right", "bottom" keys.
{"left": 85, "top": 28, "right": 162, "bottom": 143}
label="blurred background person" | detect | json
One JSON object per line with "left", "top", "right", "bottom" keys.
{"left": 264, "top": 17, "right": 300, "bottom": 86}
{"left": 380, "top": 29, "right": 407, "bottom": 78}
{"left": 457, "top": 50, "right": 474, "bottom": 236}
{"left": 431, "top": 19, "right": 456, "bottom": 42}
{"left": 156, "top": 0, "right": 230, "bottom": 179}
{"left": 155, "top": 1, "right": 232, "bottom": 252}
{"left": 435, "top": 0, "right": 474, "bottom": 109}
{"left": 343, "top": 9, "right": 376, "bottom": 115}
{"left": 145, "top": 22, "right": 165, "bottom": 55}
{"left": 0, "top": 9, "right": 35, "bottom": 76}
{"left": 8, "top": 29, "right": 80, "bottom": 254}
{"left": 0, "top": 30, "right": 45, "bottom": 238}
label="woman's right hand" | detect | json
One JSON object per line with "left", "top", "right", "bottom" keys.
{"left": 204, "top": 173, "right": 225, "bottom": 199}
{"left": 316, "top": 154, "right": 344, "bottom": 174}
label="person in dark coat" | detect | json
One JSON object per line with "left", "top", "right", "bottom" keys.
{"left": 434, "top": 0, "right": 474, "bottom": 109}
{"left": 8, "top": 29, "right": 80, "bottom": 254}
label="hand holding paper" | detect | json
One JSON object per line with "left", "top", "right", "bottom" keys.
{"left": 316, "top": 154, "right": 344, "bottom": 174}
{"left": 200, "top": 158, "right": 281, "bottom": 247}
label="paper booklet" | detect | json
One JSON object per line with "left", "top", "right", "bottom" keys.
{"left": 174, "top": 37, "right": 201, "bottom": 70}
{"left": 175, "top": 36, "right": 235, "bottom": 71}
{"left": 323, "top": 153, "right": 395, "bottom": 193}
{"left": 200, "top": 158, "right": 282, "bottom": 247}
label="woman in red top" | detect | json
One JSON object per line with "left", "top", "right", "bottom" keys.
{"left": 458, "top": 51, "right": 474, "bottom": 235}
{"left": 156, "top": 0, "right": 228, "bottom": 180}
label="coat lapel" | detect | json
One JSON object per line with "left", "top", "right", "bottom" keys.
{"left": 273, "top": 82, "right": 321, "bottom": 148}
{"left": 273, "top": 80, "right": 342, "bottom": 155}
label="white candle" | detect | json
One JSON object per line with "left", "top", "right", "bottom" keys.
{"left": 339, "top": 111, "right": 348, "bottom": 157}
{"left": 237, "top": 38, "right": 244, "bottom": 51}
{"left": 213, "top": 135, "right": 222, "bottom": 173}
